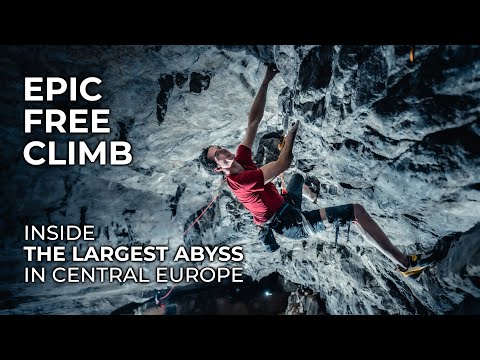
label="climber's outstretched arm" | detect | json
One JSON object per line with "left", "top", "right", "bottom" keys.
{"left": 241, "top": 64, "right": 279, "bottom": 149}
{"left": 260, "top": 121, "right": 299, "bottom": 184}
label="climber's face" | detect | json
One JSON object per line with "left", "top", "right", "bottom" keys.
{"left": 207, "top": 146, "right": 234, "bottom": 169}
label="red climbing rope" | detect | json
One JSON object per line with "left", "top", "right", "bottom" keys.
{"left": 155, "top": 285, "right": 176, "bottom": 306}
{"left": 157, "top": 180, "right": 226, "bottom": 307}
{"left": 182, "top": 178, "right": 227, "bottom": 237}
{"left": 159, "top": 285, "right": 176, "bottom": 300}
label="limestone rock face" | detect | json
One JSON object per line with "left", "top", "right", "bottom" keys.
{"left": 1, "top": 45, "right": 478, "bottom": 314}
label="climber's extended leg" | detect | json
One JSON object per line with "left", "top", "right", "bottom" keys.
{"left": 351, "top": 203, "right": 409, "bottom": 269}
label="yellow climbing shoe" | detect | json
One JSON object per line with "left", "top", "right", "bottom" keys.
{"left": 397, "top": 253, "right": 436, "bottom": 278}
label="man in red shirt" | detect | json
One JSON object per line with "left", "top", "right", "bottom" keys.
{"left": 201, "top": 64, "right": 435, "bottom": 277}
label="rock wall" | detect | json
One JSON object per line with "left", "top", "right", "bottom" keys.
{"left": 0, "top": 45, "right": 478, "bottom": 314}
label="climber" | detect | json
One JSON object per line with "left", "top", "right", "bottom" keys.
{"left": 200, "top": 64, "right": 435, "bottom": 277}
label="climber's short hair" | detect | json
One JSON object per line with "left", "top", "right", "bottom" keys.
{"left": 199, "top": 146, "right": 220, "bottom": 175}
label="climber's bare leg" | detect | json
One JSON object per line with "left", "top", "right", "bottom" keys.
{"left": 318, "top": 204, "right": 408, "bottom": 269}
{"left": 352, "top": 204, "right": 409, "bottom": 269}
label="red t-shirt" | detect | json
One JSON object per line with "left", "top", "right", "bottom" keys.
{"left": 227, "top": 145, "right": 285, "bottom": 224}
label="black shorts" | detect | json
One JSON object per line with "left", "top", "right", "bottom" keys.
{"left": 325, "top": 204, "right": 355, "bottom": 226}
{"left": 270, "top": 174, "right": 355, "bottom": 239}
